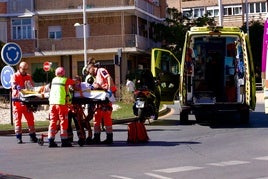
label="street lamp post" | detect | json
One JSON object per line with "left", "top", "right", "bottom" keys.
{"left": 83, "top": 0, "right": 87, "bottom": 67}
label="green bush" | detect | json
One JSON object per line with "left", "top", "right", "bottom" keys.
{"left": 32, "top": 68, "right": 55, "bottom": 83}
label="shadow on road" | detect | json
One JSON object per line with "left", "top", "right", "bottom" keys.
{"left": 103, "top": 140, "right": 200, "bottom": 147}
{"left": 192, "top": 111, "right": 268, "bottom": 129}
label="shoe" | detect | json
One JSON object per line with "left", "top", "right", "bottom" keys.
{"left": 16, "top": 134, "right": 23, "bottom": 144}
{"left": 48, "top": 139, "right": 58, "bottom": 148}
{"left": 17, "top": 138, "right": 23, "bottom": 144}
{"left": 29, "top": 133, "right": 38, "bottom": 143}
{"left": 101, "top": 133, "right": 113, "bottom": 145}
{"left": 91, "top": 133, "right": 101, "bottom": 144}
{"left": 49, "top": 142, "right": 58, "bottom": 148}
{"left": 61, "top": 139, "right": 72, "bottom": 147}
{"left": 78, "top": 138, "right": 85, "bottom": 146}
{"left": 85, "top": 137, "right": 93, "bottom": 145}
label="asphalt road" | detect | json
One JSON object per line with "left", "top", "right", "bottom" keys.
{"left": 0, "top": 92, "right": 268, "bottom": 179}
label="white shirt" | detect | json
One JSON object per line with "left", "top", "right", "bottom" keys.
{"left": 126, "top": 80, "right": 135, "bottom": 92}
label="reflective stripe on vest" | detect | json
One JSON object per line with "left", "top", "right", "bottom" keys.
{"left": 49, "top": 77, "right": 67, "bottom": 105}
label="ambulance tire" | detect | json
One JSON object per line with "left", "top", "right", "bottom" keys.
{"left": 180, "top": 110, "right": 189, "bottom": 124}
{"left": 240, "top": 109, "right": 249, "bottom": 124}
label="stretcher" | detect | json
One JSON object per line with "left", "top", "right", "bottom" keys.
{"left": 13, "top": 87, "right": 114, "bottom": 146}
{"left": 16, "top": 89, "right": 114, "bottom": 106}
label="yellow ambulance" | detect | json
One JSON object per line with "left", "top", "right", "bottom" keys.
{"left": 151, "top": 26, "right": 256, "bottom": 124}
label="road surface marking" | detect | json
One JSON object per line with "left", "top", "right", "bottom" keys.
{"left": 145, "top": 173, "right": 172, "bottom": 179}
{"left": 154, "top": 166, "right": 204, "bottom": 173}
{"left": 255, "top": 156, "right": 268, "bottom": 160}
{"left": 110, "top": 175, "right": 133, "bottom": 179}
{"left": 207, "top": 160, "right": 250, "bottom": 167}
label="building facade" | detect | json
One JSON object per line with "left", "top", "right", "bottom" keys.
{"left": 167, "top": 0, "right": 267, "bottom": 26}
{"left": 0, "top": 0, "right": 166, "bottom": 90}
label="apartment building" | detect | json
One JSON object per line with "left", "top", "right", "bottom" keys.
{"left": 167, "top": 0, "right": 267, "bottom": 26}
{"left": 0, "top": 0, "right": 166, "bottom": 88}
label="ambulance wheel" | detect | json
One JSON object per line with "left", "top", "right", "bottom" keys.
{"left": 180, "top": 110, "right": 189, "bottom": 124}
{"left": 240, "top": 109, "right": 249, "bottom": 124}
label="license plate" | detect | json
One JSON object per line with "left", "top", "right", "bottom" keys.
{"left": 136, "top": 100, "right": 145, "bottom": 108}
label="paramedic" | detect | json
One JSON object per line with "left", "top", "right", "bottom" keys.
{"left": 11, "top": 61, "right": 38, "bottom": 144}
{"left": 87, "top": 62, "right": 114, "bottom": 144}
{"left": 48, "top": 67, "right": 75, "bottom": 147}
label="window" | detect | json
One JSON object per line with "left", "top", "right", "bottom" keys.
{"left": 249, "top": 3, "right": 254, "bottom": 13}
{"left": 11, "top": 18, "right": 33, "bottom": 40}
{"left": 261, "top": 2, "right": 266, "bottom": 12}
{"left": 248, "top": 2, "right": 267, "bottom": 14}
{"left": 256, "top": 2, "right": 261, "bottom": 13}
{"left": 233, "top": 6, "right": 242, "bottom": 15}
{"left": 193, "top": 8, "right": 204, "bottom": 18}
{"left": 48, "top": 26, "right": 62, "bottom": 39}
{"left": 224, "top": 7, "right": 232, "bottom": 16}
{"left": 223, "top": 5, "right": 242, "bottom": 16}
{"left": 207, "top": 7, "right": 219, "bottom": 17}
{"left": 182, "top": 9, "right": 192, "bottom": 18}
{"left": 214, "top": 9, "right": 219, "bottom": 16}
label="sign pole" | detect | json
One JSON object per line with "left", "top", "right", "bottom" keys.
{"left": 10, "top": 89, "right": 13, "bottom": 125}
{"left": 46, "top": 71, "right": 48, "bottom": 84}
{"left": 43, "top": 61, "right": 51, "bottom": 84}
{"left": 1, "top": 42, "right": 22, "bottom": 125}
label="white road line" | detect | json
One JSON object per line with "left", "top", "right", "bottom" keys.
{"left": 110, "top": 175, "right": 133, "bottom": 179}
{"left": 145, "top": 173, "right": 173, "bottom": 179}
{"left": 154, "top": 166, "right": 204, "bottom": 173}
{"left": 255, "top": 156, "right": 268, "bottom": 160}
{"left": 207, "top": 160, "right": 250, "bottom": 167}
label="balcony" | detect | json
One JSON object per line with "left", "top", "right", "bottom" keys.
{"left": 37, "top": 34, "right": 160, "bottom": 53}
{"left": 34, "top": 0, "right": 161, "bottom": 18}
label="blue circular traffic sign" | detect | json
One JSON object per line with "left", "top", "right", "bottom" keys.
{"left": 1, "top": 42, "right": 22, "bottom": 66}
{"left": 1, "top": 65, "right": 15, "bottom": 89}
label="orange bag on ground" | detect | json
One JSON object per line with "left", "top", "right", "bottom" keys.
{"left": 127, "top": 121, "right": 149, "bottom": 143}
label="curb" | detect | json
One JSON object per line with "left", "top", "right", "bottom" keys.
{"left": 113, "top": 105, "right": 171, "bottom": 124}
{"left": 0, "top": 106, "right": 171, "bottom": 136}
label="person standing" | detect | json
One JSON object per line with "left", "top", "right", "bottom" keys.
{"left": 87, "top": 62, "right": 114, "bottom": 144}
{"left": 48, "top": 67, "right": 75, "bottom": 147}
{"left": 126, "top": 78, "right": 135, "bottom": 93}
{"left": 11, "top": 61, "right": 38, "bottom": 144}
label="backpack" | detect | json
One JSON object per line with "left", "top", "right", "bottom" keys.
{"left": 127, "top": 121, "right": 149, "bottom": 143}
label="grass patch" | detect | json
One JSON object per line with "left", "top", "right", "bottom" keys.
{"left": 112, "top": 101, "right": 135, "bottom": 119}
{"left": 0, "top": 121, "right": 49, "bottom": 131}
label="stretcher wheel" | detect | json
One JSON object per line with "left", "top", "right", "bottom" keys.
{"left": 37, "top": 138, "right": 44, "bottom": 146}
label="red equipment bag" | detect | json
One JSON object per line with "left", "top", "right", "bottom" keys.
{"left": 127, "top": 121, "right": 149, "bottom": 143}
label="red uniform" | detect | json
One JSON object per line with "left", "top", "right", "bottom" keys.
{"left": 92, "top": 67, "right": 114, "bottom": 144}
{"left": 48, "top": 76, "right": 75, "bottom": 147}
{"left": 11, "top": 68, "right": 37, "bottom": 143}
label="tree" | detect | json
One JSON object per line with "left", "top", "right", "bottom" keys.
{"left": 152, "top": 8, "right": 216, "bottom": 60}
{"left": 32, "top": 68, "right": 55, "bottom": 84}
{"left": 0, "top": 41, "right": 6, "bottom": 70}
{"left": 241, "top": 20, "right": 263, "bottom": 83}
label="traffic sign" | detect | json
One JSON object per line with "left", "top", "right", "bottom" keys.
{"left": 1, "top": 65, "right": 15, "bottom": 89}
{"left": 43, "top": 61, "right": 51, "bottom": 72}
{"left": 1, "top": 42, "right": 22, "bottom": 66}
